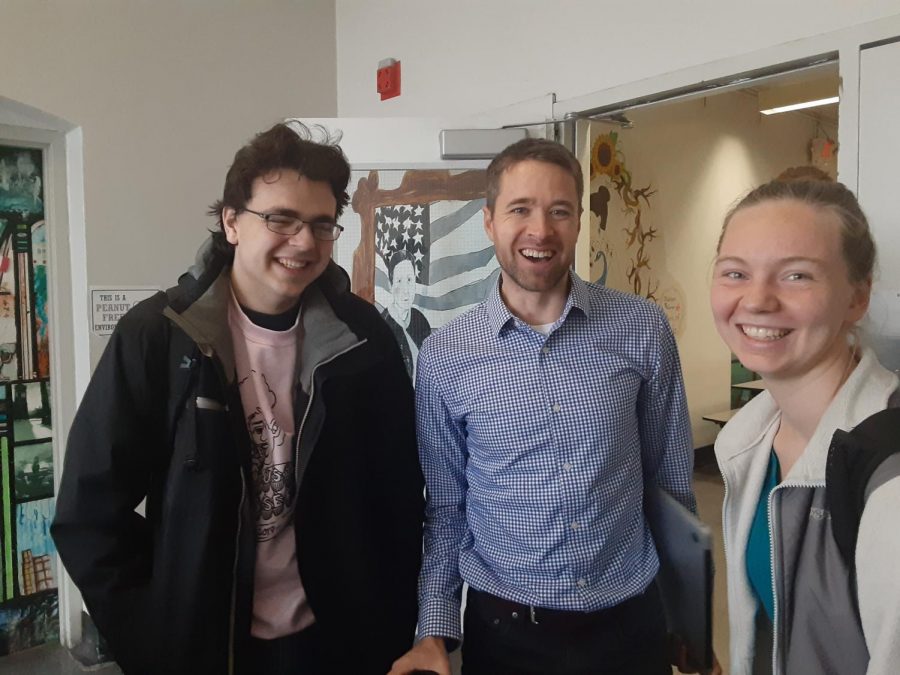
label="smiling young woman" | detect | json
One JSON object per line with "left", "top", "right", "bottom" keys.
{"left": 710, "top": 178, "right": 900, "bottom": 675}
{"left": 711, "top": 197, "right": 869, "bottom": 396}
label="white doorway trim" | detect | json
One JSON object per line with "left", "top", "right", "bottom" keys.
{"left": 0, "top": 101, "right": 88, "bottom": 650}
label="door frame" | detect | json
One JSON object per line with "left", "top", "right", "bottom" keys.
{"left": 0, "top": 118, "right": 85, "bottom": 651}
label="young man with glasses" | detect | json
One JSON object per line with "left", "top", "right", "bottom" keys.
{"left": 52, "top": 123, "right": 423, "bottom": 675}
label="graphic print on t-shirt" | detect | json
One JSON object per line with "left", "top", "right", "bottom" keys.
{"left": 238, "top": 369, "right": 296, "bottom": 541}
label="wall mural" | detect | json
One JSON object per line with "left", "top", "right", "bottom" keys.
{"left": 338, "top": 169, "right": 495, "bottom": 380}
{"left": 585, "top": 127, "right": 686, "bottom": 336}
{"left": 0, "top": 144, "right": 57, "bottom": 656}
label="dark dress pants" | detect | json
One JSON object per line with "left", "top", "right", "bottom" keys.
{"left": 461, "top": 583, "right": 670, "bottom": 675}
{"left": 242, "top": 622, "right": 323, "bottom": 675}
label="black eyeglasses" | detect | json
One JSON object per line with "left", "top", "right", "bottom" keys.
{"left": 241, "top": 208, "right": 344, "bottom": 241}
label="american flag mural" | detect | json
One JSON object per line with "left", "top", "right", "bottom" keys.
{"left": 375, "top": 204, "right": 431, "bottom": 284}
{"left": 373, "top": 198, "right": 499, "bottom": 330}
{"left": 339, "top": 169, "right": 497, "bottom": 333}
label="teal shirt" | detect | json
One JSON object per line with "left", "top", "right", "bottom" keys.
{"left": 746, "top": 450, "right": 780, "bottom": 621}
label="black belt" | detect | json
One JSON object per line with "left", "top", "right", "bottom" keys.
{"left": 468, "top": 588, "right": 644, "bottom": 631}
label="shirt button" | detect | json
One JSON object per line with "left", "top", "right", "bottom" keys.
{"left": 571, "top": 522, "right": 580, "bottom": 530}
{"left": 551, "top": 403, "right": 561, "bottom": 413}
{"left": 577, "top": 578, "right": 587, "bottom": 588}
{"left": 541, "top": 346, "right": 550, "bottom": 355}
{"left": 562, "top": 462, "right": 572, "bottom": 472}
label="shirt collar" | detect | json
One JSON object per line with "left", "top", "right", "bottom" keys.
{"left": 486, "top": 270, "right": 590, "bottom": 336}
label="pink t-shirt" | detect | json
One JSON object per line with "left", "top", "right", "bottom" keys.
{"left": 229, "top": 297, "right": 315, "bottom": 639}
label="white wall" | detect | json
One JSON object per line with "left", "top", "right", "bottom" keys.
{"left": 0, "top": 0, "right": 337, "bottom": 365}
{"left": 858, "top": 40, "right": 900, "bottom": 374}
{"left": 336, "top": 1, "right": 900, "bottom": 117}
{"left": 584, "top": 94, "right": 828, "bottom": 446}
{"left": 335, "top": 1, "right": 894, "bottom": 448}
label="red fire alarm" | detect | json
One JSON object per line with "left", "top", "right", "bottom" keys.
{"left": 377, "top": 58, "right": 401, "bottom": 101}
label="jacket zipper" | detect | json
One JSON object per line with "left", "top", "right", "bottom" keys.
{"left": 768, "top": 483, "right": 782, "bottom": 675}
{"left": 293, "top": 339, "right": 367, "bottom": 487}
{"left": 227, "top": 467, "right": 246, "bottom": 675}
{"left": 766, "top": 479, "right": 823, "bottom": 675}
{"left": 719, "top": 465, "right": 731, "bottom": 566}
{"left": 208, "top": 335, "right": 366, "bottom": 672}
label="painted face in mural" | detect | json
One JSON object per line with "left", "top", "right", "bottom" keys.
{"left": 710, "top": 199, "right": 869, "bottom": 383}
{"left": 391, "top": 258, "right": 416, "bottom": 314}
{"left": 223, "top": 170, "right": 336, "bottom": 314}
{"left": 483, "top": 160, "right": 580, "bottom": 318}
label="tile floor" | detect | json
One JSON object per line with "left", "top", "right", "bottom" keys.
{"left": 0, "top": 641, "right": 121, "bottom": 674}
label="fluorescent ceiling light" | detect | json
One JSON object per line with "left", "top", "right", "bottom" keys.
{"left": 758, "top": 76, "right": 839, "bottom": 116}
{"left": 760, "top": 96, "right": 840, "bottom": 115}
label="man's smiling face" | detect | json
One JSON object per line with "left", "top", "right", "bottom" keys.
{"left": 483, "top": 159, "right": 581, "bottom": 315}
{"left": 223, "top": 169, "right": 336, "bottom": 314}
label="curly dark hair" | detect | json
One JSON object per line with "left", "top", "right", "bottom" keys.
{"left": 208, "top": 122, "right": 351, "bottom": 255}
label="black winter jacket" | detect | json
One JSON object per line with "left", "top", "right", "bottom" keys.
{"left": 52, "top": 244, "right": 424, "bottom": 674}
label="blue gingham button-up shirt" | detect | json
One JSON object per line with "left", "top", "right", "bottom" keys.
{"left": 415, "top": 273, "right": 695, "bottom": 640}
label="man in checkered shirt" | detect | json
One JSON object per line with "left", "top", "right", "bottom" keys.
{"left": 390, "top": 138, "right": 697, "bottom": 675}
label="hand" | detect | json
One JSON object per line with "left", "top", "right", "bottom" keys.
{"left": 670, "top": 633, "right": 723, "bottom": 675}
{"left": 675, "top": 649, "right": 723, "bottom": 675}
{"left": 387, "top": 636, "right": 451, "bottom": 675}
{"left": 697, "top": 653, "right": 723, "bottom": 675}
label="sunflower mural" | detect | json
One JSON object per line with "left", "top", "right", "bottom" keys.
{"left": 585, "top": 126, "right": 685, "bottom": 336}
{"left": 590, "top": 133, "right": 623, "bottom": 181}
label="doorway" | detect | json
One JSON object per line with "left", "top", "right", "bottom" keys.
{"left": 572, "top": 61, "right": 840, "bottom": 671}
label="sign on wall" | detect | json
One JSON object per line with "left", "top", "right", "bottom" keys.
{"left": 89, "top": 288, "right": 159, "bottom": 337}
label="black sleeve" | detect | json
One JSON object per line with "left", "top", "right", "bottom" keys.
{"left": 375, "top": 328, "right": 425, "bottom": 543}
{"left": 51, "top": 300, "right": 169, "bottom": 671}
{"left": 358, "top": 315, "right": 424, "bottom": 661}
{"left": 358, "top": 300, "right": 424, "bottom": 540}
{"left": 341, "top": 294, "right": 424, "bottom": 551}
